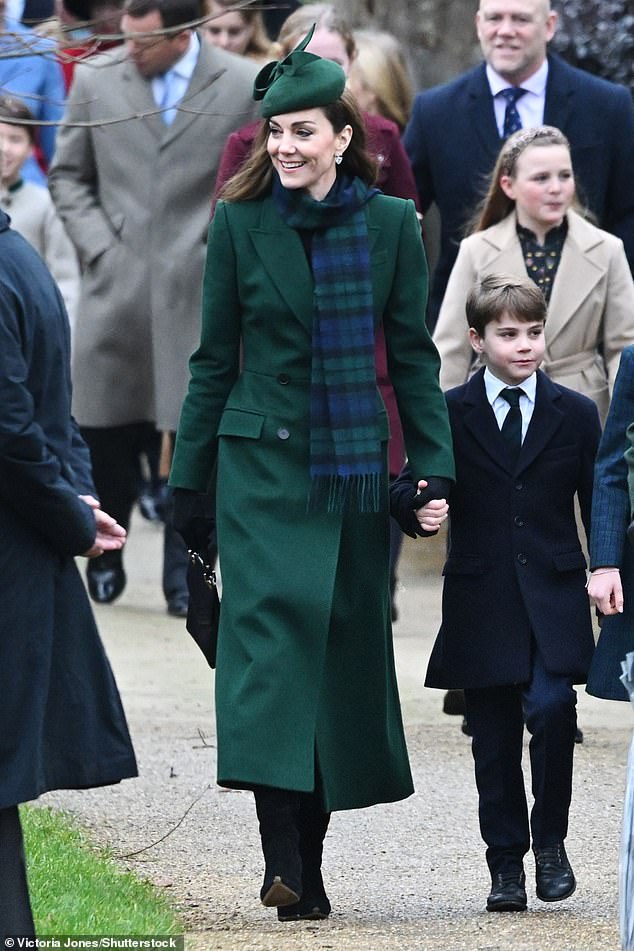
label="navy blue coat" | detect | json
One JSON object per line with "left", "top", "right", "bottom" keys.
{"left": 393, "top": 370, "right": 601, "bottom": 688}
{"left": 0, "top": 211, "right": 137, "bottom": 808}
{"left": 404, "top": 54, "right": 634, "bottom": 325}
{"left": 587, "top": 345, "right": 634, "bottom": 700}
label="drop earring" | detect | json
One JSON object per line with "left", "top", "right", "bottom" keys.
{"left": 334, "top": 153, "right": 343, "bottom": 165}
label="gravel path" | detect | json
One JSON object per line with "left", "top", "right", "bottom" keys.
{"left": 41, "top": 515, "right": 631, "bottom": 950}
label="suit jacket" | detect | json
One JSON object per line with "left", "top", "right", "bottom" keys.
{"left": 170, "top": 193, "right": 454, "bottom": 809}
{"left": 404, "top": 53, "right": 634, "bottom": 325}
{"left": 421, "top": 369, "right": 600, "bottom": 689}
{"left": 434, "top": 210, "right": 634, "bottom": 421}
{"left": 49, "top": 41, "right": 260, "bottom": 431}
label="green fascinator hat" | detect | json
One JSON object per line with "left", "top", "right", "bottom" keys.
{"left": 253, "top": 25, "right": 346, "bottom": 118}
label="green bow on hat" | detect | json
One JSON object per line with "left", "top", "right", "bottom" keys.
{"left": 253, "top": 24, "right": 347, "bottom": 118}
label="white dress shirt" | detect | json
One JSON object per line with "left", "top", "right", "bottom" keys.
{"left": 484, "top": 367, "right": 537, "bottom": 443}
{"left": 152, "top": 32, "right": 200, "bottom": 124}
{"left": 486, "top": 59, "right": 548, "bottom": 138}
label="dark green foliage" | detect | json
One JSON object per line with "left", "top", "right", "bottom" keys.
{"left": 552, "top": 0, "right": 634, "bottom": 92}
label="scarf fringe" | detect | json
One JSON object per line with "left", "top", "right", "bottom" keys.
{"left": 307, "top": 473, "right": 381, "bottom": 514}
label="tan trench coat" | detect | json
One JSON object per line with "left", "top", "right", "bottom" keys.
{"left": 434, "top": 210, "right": 634, "bottom": 421}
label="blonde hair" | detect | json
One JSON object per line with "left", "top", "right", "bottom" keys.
{"left": 470, "top": 126, "right": 578, "bottom": 234}
{"left": 203, "top": 0, "right": 272, "bottom": 60}
{"left": 348, "top": 29, "right": 413, "bottom": 131}
{"left": 275, "top": 3, "right": 356, "bottom": 60}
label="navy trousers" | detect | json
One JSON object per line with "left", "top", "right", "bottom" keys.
{"left": 464, "top": 645, "right": 577, "bottom": 877}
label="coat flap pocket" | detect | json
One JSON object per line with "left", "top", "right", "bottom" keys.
{"left": 553, "top": 550, "right": 587, "bottom": 572}
{"left": 217, "top": 409, "right": 265, "bottom": 439}
{"left": 442, "top": 555, "right": 489, "bottom": 576}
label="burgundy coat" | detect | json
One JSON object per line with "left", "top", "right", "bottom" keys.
{"left": 213, "top": 113, "right": 419, "bottom": 476}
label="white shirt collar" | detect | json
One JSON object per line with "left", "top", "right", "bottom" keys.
{"left": 486, "top": 58, "right": 549, "bottom": 98}
{"left": 484, "top": 367, "right": 537, "bottom": 406}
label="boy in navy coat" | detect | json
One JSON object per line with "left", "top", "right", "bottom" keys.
{"left": 392, "top": 275, "right": 600, "bottom": 913}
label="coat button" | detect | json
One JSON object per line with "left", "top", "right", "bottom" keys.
{"left": 515, "top": 482, "right": 524, "bottom": 491}
{"left": 517, "top": 553, "right": 528, "bottom": 565}
{"left": 277, "top": 374, "right": 290, "bottom": 385}
{"left": 277, "top": 427, "right": 290, "bottom": 440}
{"left": 514, "top": 515, "right": 524, "bottom": 527}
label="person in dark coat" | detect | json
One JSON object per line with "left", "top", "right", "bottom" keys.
{"left": 392, "top": 275, "right": 601, "bottom": 914}
{"left": 171, "top": 35, "right": 453, "bottom": 922}
{"left": 586, "top": 346, "right": 634, "bottom": 698}
{"left": 0, "top": 208, "right": 138, "bottom": 938}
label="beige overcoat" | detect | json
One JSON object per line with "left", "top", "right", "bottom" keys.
{"left": 434, "top": 210, "right": 634, "bottom": 421}
{"left": 49, "top": 41, "right": 259, "bottom": 431}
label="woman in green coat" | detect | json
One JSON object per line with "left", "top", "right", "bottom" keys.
{"left": 170, "top": 34, "right": 454, "bottom": 921}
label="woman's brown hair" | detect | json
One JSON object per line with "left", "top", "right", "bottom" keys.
{"left": 219, "top": 90, "right": 377, "bottom": 203}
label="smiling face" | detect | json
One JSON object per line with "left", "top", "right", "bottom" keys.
{"left": 267, "top": 107, "right": 352, "bottom": 201}
{"left": 476, "top": 0, "right": 556, "bottom": 84}
{"left": 500, "top": 142, "right": 574, "bottom": 240}
{"left": 470, "top": 311, "right": 545, "bottom": 385}
{"left": 202, "top": 3, "right": 254, "bottom": 55}
{"left": 0, "top": 122, "right": 32, "bottom": 186}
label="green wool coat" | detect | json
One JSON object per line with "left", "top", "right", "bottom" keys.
{"left": 170, "top": 192, "right": 454, "bottom": 812}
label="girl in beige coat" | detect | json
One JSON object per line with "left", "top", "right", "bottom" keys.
{"left": 434, "top": 126, "right": 634, "bottom": 422}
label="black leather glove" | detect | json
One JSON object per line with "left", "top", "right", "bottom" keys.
{"left": 390, "top": 470, "right": 452, "bottom": 539}
{"left": 171, "top": 488, "right": 216, "bottom": 554}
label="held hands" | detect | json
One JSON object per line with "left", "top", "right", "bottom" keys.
{"left": 413, "top": 479, "right": 449, "bottom": 533}
{"left": 587, "top": 567, "right": 624, "bottom": 615}
{"left": 79, "top": 495, "right": 127, "bottom": 558}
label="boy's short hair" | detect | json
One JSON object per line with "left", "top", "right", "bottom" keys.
{"left": 0, "top": 96, "right": 36, "bottom": 143}
{"left": 466, "top": 274, "right": 547, "bottom": 337}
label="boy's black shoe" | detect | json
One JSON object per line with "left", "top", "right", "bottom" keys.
{"left": 534, "top": 843, "right": 576, "bottom": 902}
{"left": 486, "top": 870, "right": 527, "bottom": 912}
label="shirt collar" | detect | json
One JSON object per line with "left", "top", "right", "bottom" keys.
{"left": 166, "top": 30, "right": 199, "bottom": 82}
{"left": 486, "top": 58, "right": 549, "bottom": 98}
{"left": 484, "top": 366, "right": 537, "bottom": 405}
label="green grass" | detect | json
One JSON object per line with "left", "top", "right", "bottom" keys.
{"left": 21, "top": 805, "right": 182, "bottom": 935}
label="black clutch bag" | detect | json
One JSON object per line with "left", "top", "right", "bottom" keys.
{"left": 186, "top": 550, "right": 220, "bottom": 669}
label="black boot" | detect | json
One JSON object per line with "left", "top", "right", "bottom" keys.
{"left": 253, "top": 786, "right": 302, "bottom": 908}
{"left": 278, "top": 794, "right": 331, "bottom": 922}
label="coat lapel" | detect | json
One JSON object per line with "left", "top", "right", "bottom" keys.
{"left": 120, "top": 59, "right": 164, "bottom": 141}
{"left": 478, "top": 215, "right": 527, "bottom": 274}
{"left": 543, "top": 54, "right": 575, "bottom": 133}
{"left": 516, "top": 372, "right": 564, "bottom": 474}
{"left": 160, "top": 43, "right": 227, "bottom": 149}
{"left": 544, "top": 212, "right": 606, "bottom": 351}
{"left": 466, "top": 65, "right": 503, "bottom": 164}
{"left": 462, "top": 370, "right": 516, "bottom": 473}
{"left": 249, "top": 198, "right": 381, "bottom": 334}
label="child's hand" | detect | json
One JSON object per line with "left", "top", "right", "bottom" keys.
{"left": 414, "top": 479, "right": 448, "bottom": 533}
{"left": 587, "top": 567, "right": 623, "bottom": 615}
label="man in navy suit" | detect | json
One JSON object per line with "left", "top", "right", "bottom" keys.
{"left": 404, "top": 0, "right": 634, "bottom": 328}
{"left": 392, "top": 275, "right": 601, "bottom": 912}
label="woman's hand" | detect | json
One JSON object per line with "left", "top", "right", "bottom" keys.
{"left": 413, "top": 479, "right": 448, "bottom": 533}
{"left": 587, "top": 567, "right": 624, "bottom": 615}
{"left": 79, "top": 496, "right": 127, "bottom": 557}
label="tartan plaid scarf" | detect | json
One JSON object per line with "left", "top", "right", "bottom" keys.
{"left": 272, "top": 173, "right": 382, "bottom": 513}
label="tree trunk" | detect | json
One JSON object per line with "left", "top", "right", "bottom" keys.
{"left": 336, "top": 0, "right": 480, "bottom": 89}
